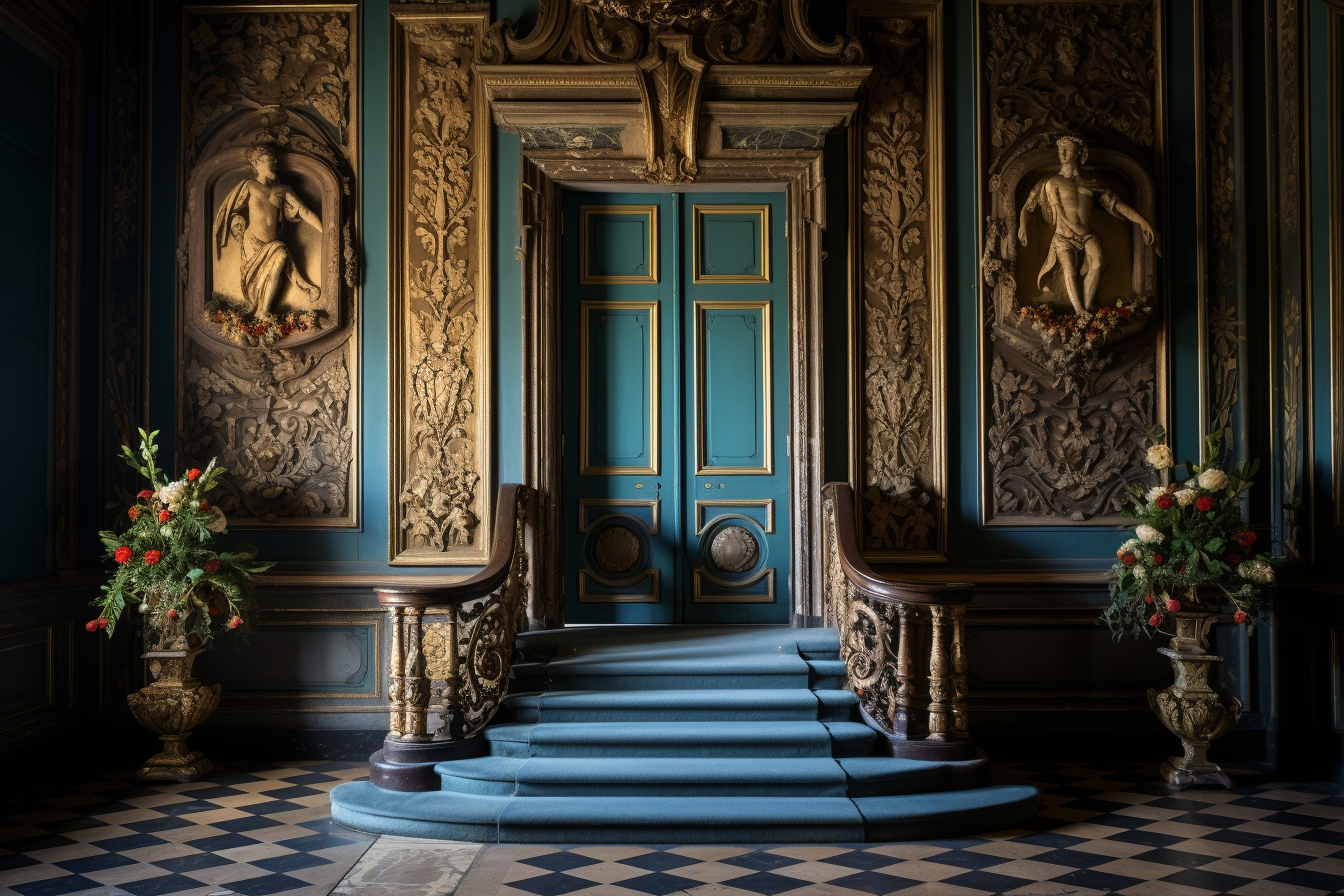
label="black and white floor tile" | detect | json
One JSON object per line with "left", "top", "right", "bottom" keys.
{"left": 4, "top": 761, "right": 1344, "bottom": 896}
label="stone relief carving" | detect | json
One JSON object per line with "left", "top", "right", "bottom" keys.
{"left": 979, "top": 1, "right": 1164, "bottom": 525}
{"left": 853, "top": 13, "right": 942, "bottom": 557}
{"left": 178, "top": 8, "right": 358, "bottom": 527}
{"left": 391, "top": 17, "right": 492, "bottom": 563}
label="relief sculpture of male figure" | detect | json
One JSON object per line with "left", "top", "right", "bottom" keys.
{"left": 213, "top": 144, "right": 323, "bottom": 316}
{"left": 1017, "top": 136, "right": 1159, "bottom": 317}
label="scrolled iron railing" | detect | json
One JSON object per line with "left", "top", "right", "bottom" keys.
{"left": 821, "top": 481, "right": 977, "bottom": 761}
{"left": 371, "top": 483, "right": 532, "bottom": 791}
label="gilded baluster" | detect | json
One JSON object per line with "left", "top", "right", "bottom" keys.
{"left": 387, "top": 606, "right": 405, "bottom": 737}
{"left": 442, "top": 612, "right": 463, "bottom": 739}
{"left": 894, "top": 604, "right": 913, "bottom": 737}
{"left": 402, "top": 607, "right": 428, "bottom": 739}
{"left": 949, "top": 604, "right": 970, "bottom": 738}
{"left": 927, "top": 604, "right": 950, "bottom": 741}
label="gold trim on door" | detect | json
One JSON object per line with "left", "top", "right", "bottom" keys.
{"left": 694, "top": 300, "right": 773, "bottom": 476}
{"left": 579, "top": 499, "right": 661, "bottom": 534}
{"left": 694, "top": 499, "right": 775, "bottom": 535}
{"left": 580, "top": 300, "right": 660, "bottom": 475}
{"left": 692, "top": 204, "right": 771, "bottom": 283}
{"left": 579, "top": 204, "right": 659, "bottom": 284}
{"left": 579, "top": 569, "right": 660, "bottom": 603}
{"left": 693, "top": 569, "right": 775, "bottom": 603}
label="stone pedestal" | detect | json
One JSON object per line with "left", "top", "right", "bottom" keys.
{"left": 1148, "top": 610, "right": 1242, "bottom": 790}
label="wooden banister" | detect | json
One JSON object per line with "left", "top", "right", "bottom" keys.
{"left": 821, "top": 481, "right": 976, "bottom": 761}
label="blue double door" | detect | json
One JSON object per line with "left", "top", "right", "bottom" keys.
{"left": 561, "top": 190, "right": 790, "bottom": 624}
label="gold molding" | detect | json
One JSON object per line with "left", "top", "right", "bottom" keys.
{"left": 694, "top": 299, "right": 773, "bottom": 475}
{"left": 693, "top": 568, "right": 775, "bottom": 603}
{"left": 691, "top": 204, "right": 771, "bottom": 283}
{"left": 214, "top": 616, "right": 381, "bottom": 701}
{"left": 578, "top": 569, "right": 660, "bottom": 602}
{"left": 694, "top": 499, "right": 775, "bottom": 535}
{"left": 579, "top": 300, "right": 660, "bottom": 475}
{"left": 579, "top": 499, "right": 661, "bottom": 534}
{"left": 389, "top": 11, "right": 493, "bottom": 563}
{"left": 847, "top": 1, "right": 946, "bottom": 561}
{"left": 579, "top": 204, "right": 660, "bottom": 284}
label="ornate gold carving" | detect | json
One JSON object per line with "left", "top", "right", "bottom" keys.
{"left": 127, "top": 649, "right": 220, "bottom": 782}
{"left": 391, "top": 15, "right": 493, "bottom": 562}
{"left": 1148, "top": 612, "right": 1242, "bottom": 789}
{"left": 178, "top": 7, "right": 358, "bottom": 527}
{"left": 1282, "top": 298, "right": 1302, "bottom": 559}
{"left": 852, "top": 11, "right": 943, "bottom": 558}
{"left": 594, "top": 526, "right": 641, "bottom": 573}
{"left": 979, "top": 0, "right": 1165, "bottom": 525}
{"left": 709, "top": 525, "right": 759, "bottom": 572}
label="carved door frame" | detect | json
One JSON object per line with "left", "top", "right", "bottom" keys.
{"left": 514, "top": 153, "right": 829, "bottom": 627}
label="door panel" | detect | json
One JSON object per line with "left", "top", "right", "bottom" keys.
{"left": 562, "top": 190, "right": 788, "bottom": 624}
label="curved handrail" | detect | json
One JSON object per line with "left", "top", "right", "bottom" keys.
{"left": 374, "top": 483, "right": 530, "bottom": 608}
{"left": 822, "top": 482, "right": 973, "bottom": 605}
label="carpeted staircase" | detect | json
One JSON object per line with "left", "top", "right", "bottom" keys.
{"left": 330, "top": 626, "right": 1037, "bottom": 842}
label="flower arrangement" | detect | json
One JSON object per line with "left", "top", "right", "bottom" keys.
{"left": 1103, "top": 430, "right": 1274, "bottom": 640}
{"left": 1019, "top": 296, "right": 1152, "bottom": 346}
{"left": 205, "top": 295, "right": 323, "bottom": 348}
{"left": 90, "top": 429, "right": 274, "bottom": 650}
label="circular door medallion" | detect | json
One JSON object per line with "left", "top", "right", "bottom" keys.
{"left": 594, "top": 525, "right": 641, "bottom": 574}
{"left": 710, "top": 525, "right": 759, "bottom": 573}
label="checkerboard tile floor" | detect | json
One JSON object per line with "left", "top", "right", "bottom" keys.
{"left": 0, "top": 761, "right": 375, "bottom": 896}
{"left": 5, "top": 761, "right": 1344, "bottom": 896}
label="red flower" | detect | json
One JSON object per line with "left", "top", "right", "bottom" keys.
{"left": 85, "top": 619, "right": 99, "bottom": 632}
{"left": 1196, "top": 496, "right": 1216, "bottom": 511}
{"left": 144, "top": 550, "right": 161, "bottom": 564}
{"left": 1118, "top": 307, "right": 1133, "bottom": 318}
{"left": 128, "top": 507, "right": 139, "bottom": 520}
{"left": 114, "top": 546, "right": 132, "bottom": 564}
{"left": 1179, "top": 563, "right": 1187, "bottom": 574}
{"left": 1233, "top": 610, "right": 1247, "bottom": 624}
{"left": 98, "top": 617, "right": 108, "bottom": 629}
{"left": 200, "top": 501, "right": 211, "bottom": 512}
{"left": 1166, "top": 599, "right": 1181, "bottom": 612}
{"left": 1120, "top": 552, "right": 1136, "bottom": 566}
{"left": 204, "top": 558, "right": 220, "bottom": 573}
{"left": 167, "top": 608, "right": 177, "bottom": 620}
{"left": 228, "top": 615, "right": 243, "bottom": 630}
{"left": 1149, "top": 614, "right": 1163, "bottom": 627}
{"left": 187, "top": 469, "right": 201, "bottom": 481}
{"left": 158, "top": 509, "right": 173, "bottom": 523}
{"left": 208, "top": 605, "right": 222, "bottom": 617}
{"left": 1152, "top": 553, "right": 1164, "bottom": 565}
{"left": 1144, "top": 594, "right": 1154, "bottom": 604}
{"left": 1235, "top": 531, "right": 1256, "bottom": 546}
{"left": 1227, "top": 553, "right": 1242, "bottom": 565}
{"left": 1156, "top": 494, "right": 1174, "bottom": 510}
{"left": 137, "top": 489, "right": 153, "bottom": 499}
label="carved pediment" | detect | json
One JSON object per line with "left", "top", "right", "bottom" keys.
{"left": 477, "top": 0, "right": 870, "bottom": 183}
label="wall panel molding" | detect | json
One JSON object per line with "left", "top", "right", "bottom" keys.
{"left": 389, "top": 9, "right": 494, "bottom": 564}
{"left": 847, "top": 0, "right": 946, "bottom": 561}
{"left": 176, "top": 5, "right": 360, "bottom": 528}
{"left": 1325, "top": 0, "right": 1344, "bottom": 528}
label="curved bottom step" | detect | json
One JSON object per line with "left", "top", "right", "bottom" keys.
{"left": 330, "top": 781, "right": 1039, "bottom": 843}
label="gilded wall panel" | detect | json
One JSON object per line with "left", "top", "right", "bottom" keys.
{"left": 389, "top": 11, "right": 494, "bottom": 564}
{"left": 848, "top": 2, "right": 946, "bottom": 560}
{"left": 978, "top": 1, "right": 1166, "bottom": 526}
{"left": 1195, "top": 2, "right": 1247, "bottom": 462}
{"left": 1266, "top": 0, "right": 1309, "bottom": 559}
{"left": 177, "top": 6, "right": 359, "bottom": 527}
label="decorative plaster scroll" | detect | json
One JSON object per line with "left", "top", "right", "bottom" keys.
{"left": 177, "top": 6, "right": 359, "bottom": 527}
{"left": 102, "top": 0, "right": 152, "bottom": 527}
{"left": 1268, "top": 0, "right": 1308, "bottom": 559}
{"left": 978, "top": 1, "right": 1166, "bottom": 526}
{"left": 848, "top": 4, "right": 945, "bottom": 560}
{"left": 1196, "top": 2, "right": 1247, "bottom": 460}
{"left": 390, "top": 12, "right": 493, "bottom": 564}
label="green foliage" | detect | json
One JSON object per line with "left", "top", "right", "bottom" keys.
{"left": 1103, "top": 435, "right": 1275, "bottom": 641}
{"left": 91, "top": 431, "right": 275, "bottom": 650}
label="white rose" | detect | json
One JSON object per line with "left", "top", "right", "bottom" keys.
{"left": 207, "top": 508, "right": 229, "bottom": 533}
{"left": 1198, "top": 468, "right": 1229, "bottom": 491}
{"left": 156, "top": 481, "right": 188, "bottom": 509}
{"left": 1239, "top": 561, "right": 1275, "bottom": 585}
{"left": 1146, "top": 444, "right": 1173, "bottom": 470}
{"left": 1135, "top": 524, "right": 1164, "bottom": 544}
{"left": 1133, "top": 566, "right": 1147, "bottom": 581}
{"left": 1174, "top": 489, "right": 1197, "bottom": 507}
{"left": 1145, "top": 486, "right": 1165, "bottom": 503}
{"left": 1117, "top": 538, "right": 1141, "bottom": 558}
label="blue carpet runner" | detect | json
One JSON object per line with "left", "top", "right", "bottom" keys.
{"left": 331, "top": 626, "right": 1037, "bottom": 842}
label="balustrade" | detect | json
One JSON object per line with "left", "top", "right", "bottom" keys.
{"left": 821, "top": 482, "right": 976, "bottom": 761}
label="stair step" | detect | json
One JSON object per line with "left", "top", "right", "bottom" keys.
{"left": 330, "top": 783, "right": 505, "bottom": 841}
{"left": 838, "top": 757, "right": 949, "bottom": 796}
{"left": 526, "top": 689, "right": 829, "bottom": 722}
{"left": 438, "top": 757, "right": 525, "bottom": 796}
{"left": 512, "top": 757, "right": 849, "bottom": 797}
{"left": 496, "top": 796, "right": 866, "bottom": 843}
{"left": 483, "top": 721, "right": 876, "bottom": 759}
{"left": 855, "top": 785, "right": 1039, "bottom": 840}
{"left": 817, "top": 688, "right": 860, "bottom": 721}
{"left": 808, "top": 658, "right": 848, "bottom": 689}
